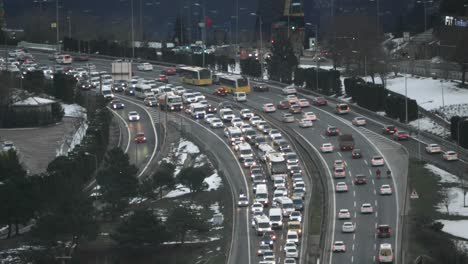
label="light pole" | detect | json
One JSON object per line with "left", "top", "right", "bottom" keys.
{"left": 194, "top": 2, "right": 206, "bottom": 67}
{"left": 405, "top": 75, "right": 408, "bottom": 123}
{"left": 417, "top": 100, "right": 433, "bottom": 160}
{"left": 441, "top": 79, "right": 446, "bottom": 137}
{"left": 84, "top": 152, "right": 98, "bottom": 173}
{"left": 55, "top": 0, "right": 60, "bottom": 52}
{"left": 251, "top": 13, "right": 263, "bottom": 79}
{"left": 131, "top": 0, "right": 135, "bottom": 59}
{"left": 417, "top": 0, "right": 434, "bottom": 31}
{"left": 305, "top": 23, "right": 318, "bottom": 51}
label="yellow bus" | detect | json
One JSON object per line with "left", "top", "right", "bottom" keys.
{"left": 219, "top": 75, "right": 251, "bottom": 94}
{"left": 179, "top": 66, "right": 212, "bottom": 86}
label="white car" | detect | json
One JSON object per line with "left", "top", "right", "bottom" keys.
{"left": 335, "top": 182, "right": 348, "bottom": 192}
{"left": 2, "top": 141, "right": 16, "bottom": 152}
{"left": 240, "top": 109, "right": 254, "bottom": 120}
{"left": 283, "top": 86, "right": 297, "bottom": 95}
{"left": 290, "top": 211, "right": 302, "bottom": 222}
{"left": 240, "top": 123, "right": 253, "bottom": 133}
{"left": 251, "top": 202, "right": 264, "bottom": 213}
{"left": 286, "top": 230, "right": 299, "bottom": 244}
{"left": 128, "top": 111, "right": 140, "bottom": 121}
{"left": 204, "top": 114, "right": 216, "bottom": 124}
{"left": 352, "top": 117, "right": 367, "bottom": 126}
{"left": 299, "top": 118, "right": 313, "bottom": 128}
{"left": 284, "top": 242, "right": 297, "bottom": 252}
{"left": 371, "top": 156, "right": 385, "bottom": 166}
{"left": 298, "top": 98, "right": 310, "bottom": 108}
{"left": 443, "top": 151, "right": 458, "bottom": 161}
{"left": 380, "top": 184, "right": 393, "bottom": 195}
{"left": 192, "top": 92, "right": 205, "bottom": 102}
{"left": 269, "top": 129, "right": 282, "bottom": 140}
{"left": 360, "top": 203, "right": 374, "bottom": 214}
{"left": 284, "top": 258, "right": 297, "bottom": 264}
{"left": 210, "top": 118, "right": 224, "bottom": 128}
{"left": 249, "top": 116, "right": 262, "bottom": 126}
{"left": 338, "top": 209, "right": 351, "bottom": 219}
{"left": 137, "top": 62, "right": 153, "bottom": 71}
{"left": 286, "top": 95, "right": 299, "bottom": 104}
{"left": 243, "top": 157, "right": 256, "bottom": 168}
{"left": 321, "top": 143, "right": 334, "bottom": 153}
{"left": 262, "top": 103, "right": 276, "bottom": 113}
{"left": 302, "top": 111, "right": 317, "bottom": 120}
{"left": 342, "top": 222, "right": 355, "bottom": 233}
{"left": 285, "top": 247, "right": 299, "bottom": 258}
{"left": 332, "top": 241, "right": 346, "bottom": 252}
{"left": 276, "top": 186, "right": 288, "bottom": 197}
{"left": 238, "top": 194, "right": 249, "bottom": 207}
{"left": 333, "top": 160, "right": 345, "bottom": 169}
{"left": 231, "top": 117, "right": 243, "bottom": 127}
{"left": 426, "top": 143, "right": 442, "bottom": 154}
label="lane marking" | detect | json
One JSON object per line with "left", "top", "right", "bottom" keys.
{"left": 320, "top": 134, "right": 325, "bottom": 139}
{"left": 353, "top": 234, "right": 356, "bottom": 240}
{"left": 368, "top": 169, "right": 372, "bottom": 175}
{"left": 354, "top": 201, "right": 356, "bottom": 208}
{"left": 353, "top": 191, "right": 356, "bottom": 197}
{"left": 375, "top": 200, "right": 378, "bottom": 207}
{"left": 364, "top": 160, "right": 368, "bottom": 165}
{"left": 108, "top": 107, "right": 131, "bottom": 153}
{"left": 375, "top": 211, "right": 379, "bottom": 218}
{"left": 352, "top": 244, "right": 355, "bottom": 251}
{"left": 338, "top": 152, "right": 342, "bottom": 157}
{"left": 351, "top": 256, "right": 354, "bottom": 262}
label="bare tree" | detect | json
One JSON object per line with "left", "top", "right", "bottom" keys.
{"left": 461, "top": 176, "right": 468, "bottom": 207}
{"left": 440, "top": 188, "right": 454, "bottom": 214}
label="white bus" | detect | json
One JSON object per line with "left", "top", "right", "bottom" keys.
{"left": 134, "top": 85, "right": 154, "bottom": 99}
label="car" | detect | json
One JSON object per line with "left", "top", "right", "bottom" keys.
{"left": 278, "top": 100, "right": 290, "bottom": 110}
{"left": 243, "top": 157, "right": 257, "bottom": 168}
{"left": 111, "top": 100, "right": 125, "bottom": 109}
{"left": 165, "top": 68, "right": 177, "bottom": 75}
{"left": 297, "top": 98, "right": 310, "bottom": 108}
{"left": 338, "top": 209, "right": 351, "bottom": 219}
{"left": 268, "top": 129, "right": 282, "bottom": 140}
{"left": 290, "top": 211, "right": 302, "bottom": 222}
{"left": 302, "top": 111, "right": 317, "bottom": 121}
{"left": 394, "top": 131, "right": 410, "bottom": 140}
{"left": 312, "top": 97, "right": 328, "bottom": 106}
{"left": 216, "top": 87, "right": 229, "bottom": 96}
{"left": 128, "top": 111, "right": 140, "bottom": 121}
{"left": 382, "top": 124, "right": 398, "bottom": 134}
{"left": 352, "top": 148, "right": 362, "bottom": 159}
{"left": 282, "top": 86, "right": 297, "bottom": 95}
{"left": 238, "top": 193, "right": 249, "bottom": 207}
{"left": 289, "top": 165, "right": 302, "bottom": 176}
{"left": 253, "top": 84, "right": 270, "bottom": 92}
{"left": 352, "top": 117, "right": 367, "bottom": 126}
{"left": 210, "top": 118, "right": 224, "bottom": 128}
{"left": 284, "top": 258, "right": 297, "bottom": 264}
{"left": 284, "top": 241, "right": 297, "bottom": 252}
{"left": 299, "top": 118, "right": 313, "bottom": 128}
{"left": 371, "top": 156, "right": 385, "bottom": 166}
{"left": 326, "top": 126, "right": 340, "bottom": 136}
{"left": 333, "top": 167, "right": 346, "bottom": 178}
{"left": 256, "top": 120, "right": 268, "bottom": 130}
{"left": 377, "top": 225, "right": 392, "bottom": 238}
{"left": 2, "top": 141, "right": 16, "bottom": 152}
{"left": 292, "top": 189, "right": 305, "bottom": 201}
{"left": 425, "top": 143, "right": 442, "bottom": 154}
{"left": 251, "top": 202, "right": 264, "bottom": 213}
{"left": 380, "top": 184, "right": 393, "bottom": 195}
{"left": 291, "top": 174, "right": 303, "bottom": 183}
{"left": 249, "top": 116, "right": 262, "bottom": 126}
{"left": 286, "top": 230, "right": 299, "bottom": 244}
{"left": 335, "top": 182, "right": 348, "bottom": 192}
{"left": 262, "top": 230, "right": 277, "bottom": 245}
{"left": 360, "top": 203, "right": 374, "bottom": 214}
{"left": 443, "top": 151, "right": 459, "bottom": 161}
{"left": 282, "top": 113, "right": 295, "bottom": 123}
{"left": 231, "top": 117, "right": 243, "bottom": 127}
{"left": 78, "top": 81, "right": 93, "bottom": 90}
{"left": 332, "top": 241, "right": 346, "bottom": 252}
{"left": 205, "top": 104, "right": 217, "bottom": 113}
{"left": 240, "top": 123, "right": 253, "bottom": 133}
{"left": 289, "top": 104, "right": 302, "bottom": 114}
{"left": 137, "top": 62, "right": 153, "bottom": 71}
{"left": 257, "top": 244, "right": 270, "bottom": 256}
{"left": 253, "top": 136, "right": 268, "bottom": 148}
{"left": 262, "top": 103, "right": 276, "bottom": 113}
{"left": 354, "top": 174, "right": 367, "bottom": 184}
{"left": 262, "top": 250, "right": 275, "bottom": 262}
{"left": 144, "top": 96, "right": 158, "bottom": 107}
{"left": 321, "top": 143, "right": 334, "bottom": 153}
{"left": 285, "top": 247, "right": 299, "bottom": 258}
{"left": 333, "top": 160, "right": 345, "bottom": 169}
{"left": 342, "top": 222, "right": 355, "bottom": 233}
{"left": 378, "top": 243, "right": 394, "bottom": 263}
{"left": 240, "top": 109, "right": 254, "bottom": 120}
{"left": 158, "top": 74, "right": 169, "bottom": 83}
{"left": 134, "top": 132, "right": 147, "bottom": 143}
{"left": 204, "top": 114, "right": 216, "bottom": 124}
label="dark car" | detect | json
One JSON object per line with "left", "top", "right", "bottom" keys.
{"left": 313, "top": 97, "right": 328, "bottom": 106}
{"left": 253, "top": 85, "right": 270, "bottom": 92}
{"left": 354, "top": 174, "right": 367, "bottom": 185}
{"left": 206, "top": 104, "right": 217, "bottom": 113}
{"left": 158, "top": 74, "right": 169, "bottom": 83}
{"left": 352, "top": 149, "right": 362, "bottom": 159}
{"left": 394, "top": 131, "right": 409, "bottom": 140}
{"left": 244, "top": 129, "right": 257, "bottom": 144}
{"left": 74, "top": 54, "right": 90, "bottom": 61}
{"left": 289, "top": 104, "right": 302, "bottom": 114}
{"left": 78, "top": 81, "right": 93, "bottom": 90}
{"left": 326, "top": 126, "right": 340, "bottom": 136}
{"left": 383, "top": 125, "right": 398, "bottom": 134}
{"left": 277, "top": 100, "right": 289, "bottom": 110}
{"left": 377, "top": 225, "right": 391, "bottom": 238}
{"left": 215, "top": 88, "right": 228, "bottom": 96}
{"left": 111, "top": 100, "right": 125, "bottom": 109}
{"left": 124, "top": 87, "right": 135, "bottom": 96}
{"left": 112, "top": 80, "right": 127, "bottom": 92}
{"left": 261, "top": 231, "right": 276, "bottom": 248}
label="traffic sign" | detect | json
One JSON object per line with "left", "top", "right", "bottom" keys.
{"left": 410, "top": 189, "right": 419, "bottom": 199}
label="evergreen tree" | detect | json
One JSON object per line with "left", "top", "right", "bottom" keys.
{"left": 267, "top": 35, "right": 298, "bottom": 83}
{"left": 177, "top": 166, "right": 210, "bottom": 193}
{"left": 166, "top": 205, "right": 209, "bottom": 245}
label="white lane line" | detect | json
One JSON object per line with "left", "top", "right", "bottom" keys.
{"left": 374, "top": 244, "right": 377, "bottom": 250}
{"left": 375, "top": 211, "right": 379, "bottom": 218}
{"left": 374, "top": 189, "right": 377, "bottom": 195}
{"left": 375, "top": 200, "right": 378, "bottom": 207}
{"left": 375, "top": 223, "right": 378, "bottom": 228}
{"left": 372, "top": 179, "right": 375, "bottom": 185}
{"left": 349, "top": 171, "right": 352, "bottom": 177}
{"left": 352, "top": 244, "right": 355, "bottom": 251}
{"left": 353, "top": 191, "right": 356, "bottom": 197}
{"left": 320, "top": 134, "right": 325, "bottom": 139}
{"left": 373, "top": 255, "right": 376, "bottom": 263}
{"left": 353, "top": 234, "right": 356, "bottom": 240}
{"left": 338, "top": 152, "right": 342, "bottom": 157}
{"left": 364, "top": 160, "right": 368, "bottom": 165}
{"left": 108, "top": 107, "right": 131, "bottom": 153}
{"left": 177, "top": 114, "right": 251, "bottom": 264}
{"left": 354, "top": 201, "right": 356, "bottom": 208}
{"left": 368, "top": 169, "right": 372, "bottom": 175}
{"left": 354, "top": 211, "right": 357, "bottom": 218}
{"left": 351, "top": 256, "right": 354, "bottom": 262}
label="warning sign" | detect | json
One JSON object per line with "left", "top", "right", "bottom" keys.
{"left": 410, "top": 189, "right": 419, "bottom": 199}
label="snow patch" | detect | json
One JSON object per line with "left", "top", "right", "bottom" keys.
{"left": 164, "top": 184, "right": 191, "bottom": 198}
{"left": 204, "top": 171, "right": 222, "bottom": 191}
{"left": 62, "top": 103, "right": 87, "bottom": 118}
{"left": 437, "top": 187, "right": 468, "bottom": 216}
{"left": 129, "top": 197, "right": 147, "bottom": 205}
{"left": 409, "top": 117, "right": 446, "bottom": 137}
{"left": 438, "top": 219, "right": 468, "bottom": 240}
{"left": 426, "top": 164, "right": 459, "bottom": 184}
{"left": 178, "top": 139, "right": 200, "bottom": 154}
{"left": 56, "top": 119, "right": 88, "bottom": 156}
{"left": 163, "top": 236, "right": 221, "bottom": 245}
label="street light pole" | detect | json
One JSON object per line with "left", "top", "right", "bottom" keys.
{"left": 417, "top": 100, "right": 433, "bottom": 160}
{"left": 236, "top": 0, "right": 239, "bottom": 49}
{"left": 131, "top": 0, "right": 135, "bottom": 59}
{"left": 405, "top": 75, "right": 408, "bottom": 123}
{"left": 56, "top": 0, "right": 60, "bottom": 52}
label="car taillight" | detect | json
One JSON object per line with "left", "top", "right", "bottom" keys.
{"left": 337, "top": 129, "right": 340, "bottom": 132}
{"left": 386, "top": 128, "right": 390, "bottom": 131}
{"left": 389, "top": 228, "right": 392, "bottom": 233}
{"left": 328, "top": 130, "right": 331, "bottom": 133}
{"left": 377, "top": 229, "right": 381, "bottom": 234}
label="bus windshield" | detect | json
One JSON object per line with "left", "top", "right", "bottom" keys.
{"left": 199, "top": 69, "right": 211, "bottom": 79}
{"left": 271, "top": 161, "right": 288, "bottom": 174}
{"left": 238, "top": 77, "right": 249, "bottom": 87}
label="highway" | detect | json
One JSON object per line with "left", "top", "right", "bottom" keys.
{"left": 28, "top": 51, "right": 468, "bottom": 264}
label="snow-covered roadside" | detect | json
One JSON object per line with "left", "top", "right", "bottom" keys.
{"left": 438, "top": 220, "right": 468, "bottom": 240}
{"left": 409, "top": 117, "right": 447, "bottom": 137}
{"left": 56, "top": 104, "right": 88, "bottom": 156}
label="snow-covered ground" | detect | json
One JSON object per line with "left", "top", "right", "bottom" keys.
{"left": 409, "top": 117, "right": 446, "bottom": 137}
{"left": 56, "top": 104, "right": 88, "bottom": 156}
{"left": 164, "top": 184, "right": 191, "bottom": 198}
{"left": 204, "top": 171, "right": 222, "bottom": 191}
{"left": 426, "top": 164, "right": 459, "bottom": 183}
{"left": 438, "top": 219, "right": 468, "bottom": 240}
{"left": 62, "top": 103, "right": 87, "bottom": 118}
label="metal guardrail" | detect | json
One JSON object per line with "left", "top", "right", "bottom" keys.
{"left": 17, "top": 41, "right": 59, "bottom": 52}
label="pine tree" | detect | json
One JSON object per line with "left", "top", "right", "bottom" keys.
{"left": 267, "top": 35, "right": 298, "bottom": 83}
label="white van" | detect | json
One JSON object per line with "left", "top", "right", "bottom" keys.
{"left": 101, "top": 86, "right": 114, "bottom": 100}
{"left": 226, "top": 126, "right": 243, "bottom": 145}
{"left": 237, "top": 142, "right": 253, "bottom": 159}
{"left": 274, "top": 196, "right": 294, "bottom": 216}
{"left": 218, "top": 108, "right": 235, "bottom": 122}
{"left": 269, "top": 208, "right": 283, "bottom": 229}
{"left": 234, "top": 92, "right": 247, "bottom": 102}
{"left": 254, "top": 215, "right": 271, "bottom": 235}
{"left": 188, "top": 103, "right": 206, "bottom": 119}
{"left": 255, "top": 184, "right": 269, "bottom": 205}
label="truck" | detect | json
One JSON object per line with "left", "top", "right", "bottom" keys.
{"left": 338, "top": 134, "right": 355, "bottom": 150}
{"left": 111, "top": 61, "right": 132, "bottom": 81}
{"left": 265, "top": 152, "right": 288, "bottom": 180}
{"left": 158, "top": 92, "right": 183, "bottom": 111}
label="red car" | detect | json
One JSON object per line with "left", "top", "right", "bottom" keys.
{"left": 394, "top": 131, "right": 409, "bottom": 140}
{"left": 313, "top": 97, "right": 328, "bottom": 106}
{"left": 134, "top": 132, "right": 147, "bottom": 143}
{"left": 215, "top": 88, "right": 228, "bottom": 96}
{"left": 277, "top": 100, "right": 289, "bottom": 110}
{"left": 158, "top": 74, "right": 169, "bottom": 83}
{"left": 166, "top": 68, "right": 176, "bottom": 75}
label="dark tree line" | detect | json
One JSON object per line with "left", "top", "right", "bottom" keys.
{"left": 267, "top": 35, "right": 298, "bottom": 83}
{"left": 450, "top": 116, "right": 468, "bottom": 148}
{"left": 294, "top": 67, "right": 342, "bottom": 96}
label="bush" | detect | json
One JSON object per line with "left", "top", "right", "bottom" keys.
{"left": 51, "top": 102, "right": 64, "bottom": 122}
{"left": 240, "top": 57, "right": 261, "bottom": 77}
{"left": 384, "top": 94, "right": 418, "bottom": 122}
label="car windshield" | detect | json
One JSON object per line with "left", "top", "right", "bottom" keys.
{"left": 258, "top": 222, "right": 270, "bottom": 228}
